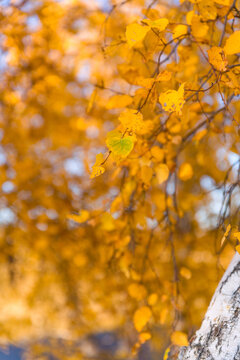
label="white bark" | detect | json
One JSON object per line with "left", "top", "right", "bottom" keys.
{"left": 179, "top": 252, "right": 240, "bottom": 360}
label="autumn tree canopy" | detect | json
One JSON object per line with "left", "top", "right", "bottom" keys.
{"left": 0, "top": 0, "right": 240, "bottom": 358}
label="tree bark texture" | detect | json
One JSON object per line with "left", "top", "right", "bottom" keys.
{"left": 179, "top": 252, "right": 240, "bottom": 360}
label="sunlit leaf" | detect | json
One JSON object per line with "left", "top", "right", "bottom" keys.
{"left": 90, "top": 153, "right": 106, "bottom": 178}
{"left": 142, "top": 18, "right": 169, "bottom": 31}
{"left": 172, "top": 24, "right": 188, "bottom": 39}
{"left": 178, "top": 163, "right": 193, "bottom": 181}
{"left": 106, "top": 95, "right": 133, "bottom": 109}
{"left": 171, "top": 331, "right": 189, "bottom": 346}
{"left": 119, "top": 109, "right": 144, "bottom": 132}
{"left": 126, "top": 23, "right": 150, "bottom": 48}
{"left": 139, "top": 332, "right": 151, "bottom": 344}
{"left": 208, "top": 47, "right": 228, "bottom": 71}
{"left": 156, "top": 164, "right": 169, "bottom": 184}
{"left": 128, "top": 283, "right": 147, "bottom": 300}
{"left": 224, "top": 31, "right": 240, "bottom": 55}
{"left": 133, "top": 306, "right": 152, "bottom": 332}
{"left": 156, "top": 71, "right": 172, "bottom": 82}
{"left": 159, "top": 83, "right": 185, "bottom": 115}
{"left": 68, "top": 210, "right": 90, "bottom": 223}
{"left": 148, "top": 293, "right": 158, "bottom": 306}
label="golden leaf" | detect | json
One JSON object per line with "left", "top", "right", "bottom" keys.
{"left": 128, "top": 283, "right": 147, "bottom": 300}
{"left": 87, "top": 89, "right": 97, "bottom": 113}
{"left": 186, "top": 10, "right": 194, "bottom": 25}
{"left": 139, "top": 332, "right": 151, "bottom": 344}
{"left": 67, "top": 210, "right": 90, "bottom": 223}
{"left": 233, "top": 231, "right": 240, "bottom": 241}
{"left": 236, "top": 245, "right": 240, "bottom": 254}
{"left": 224, "top": 31, "right": 240, "bottom": 55}
{"left": 180, "top": 267, "right": 192, "bottom": 280}
{"left": 178, "top": 163, "right": 193, "bottom": 181}
{"left": 141, "top": 166, "right": 153, "bottom": 185}
{"left": 119, "top": 109, "right": 144, "bottom": 132}
{"left": 126, "top": 23, "right": 150, "bottom": 48}
{"left": 163, "top": 347, "right": 171, "bottom": 360}
{"left": 159, "top": 83, "right": 185, "bottom": 115}
{"left": 151, "top": 146, "right": 165, "bottom": 162}
{"left": 220, "top": 224, "right": 231, "bottom": 247}
{"left": 199, "top": 0, "right": 217, "bottom": 21}
{"left": 172, "top": 24, "right": 188, "bottom": 39}
{"left": 171, "top": 331, "right": 189, "bottom": 346}
{"left": 208, "top": 47, "right": 228, "bottom": 72}
{"left": 133, "top": 306, "right": 152, "bottom": 332}
{"left": 156, "top": 71, "right": 172, "bottom": 82}
{"left": 90, "top": 153, "right": 106, "bottom": 178}
{"left": 191, "top": 15, "right": 209, "bottom": 39}
{"left": 136, "top": 77, "right": 155, "bottom": 89}
{"left": 90, "top": 165, "right": 105, "bottom": 179}
{"left": 215, "top": 0, "right": 230, "bottom": 4}
{"left": 142, "top": 18, "right": 169, "bottom": 31}
{"left": 156, "top": 164, "right": 169, "bottom": 184}
{"left": 148, "top": 293, "right": 158, "bottom": 306}
{"left": 106, "top": 95, "right": 133, "bottom": 109}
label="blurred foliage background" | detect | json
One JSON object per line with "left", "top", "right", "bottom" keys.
{"left": 0, "top": 0, "right": 239, "bottom": 359}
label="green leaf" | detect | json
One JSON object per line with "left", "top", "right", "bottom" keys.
{"left": 106, "top": 130, "right": 134, "bottom": 158}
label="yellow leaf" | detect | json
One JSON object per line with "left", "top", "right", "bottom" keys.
{"left": 141, "top": 166, "right": 153, "bottom": 184}
{"left": 67, "top": 210, "right": 89, "bottom": 223}
{"left": 224, "top": 31, "right": 240, "bottom": 55}
{"left": 233, "top": 231, "right": 240, "bottom": 241}
{"left": 156, "top": 164, "right": 169, "bottom": 184}
{"left": 191, "top": 15, "right": 209, "bottom": 39}
{"left": 148, "top": 293, "right": 158, "bottom": 306}
{"left": 136, "top": 77, "right": 155, "bottom": 89}
{"left": 126, "top": 23, "right": 150, "bottom": 48}
{"left": 163, "top": 347, "right": 170, "bottom": 360}
{"left": 156, "top": 71, "right": 172, "bottom": 82}
{"left": 90, "top": 153, "right": 106, "bottom": 179}
{"left": 100, "top": 213, "right": 115, "bottom": 231}
{"left": 106, "top": 130, "right": 134, "bottom": 158}
{"left": 110, "top": 195, "right": 122, "bottom": 213}
{"left": 199, "top": 0, "right": 217, "bottom": 21}
{"left": 90, "top": 165, "right": 105, "bottom": 179}
{"left": 186, "top": 10, "right": 194, "bottom": 25}
{"left": 173, "top": 24, "right": 188, "bottom": 39}
{"left": 119, "top": 109, "right": 144, "bottom": 132}
{"left": 221, "top": 71, "right": 240, "bottom": 95}
{"left": 220, "top": 224, "right": 231, "bottom": 247}
{"left": 128, "top": 283, "right": 147, "bottom": 300}
{"left": 193, "top": 129, "right": 207, "bottom": 142}
{"left": 115, "top": 235, "right": 131, "bottom": 249}
{"left": 142, "top": 18, "right": 169, "bottom": 31}
{"left": 215, "top": 0, "right": 230, "bottom": 4}
{"left": 178, "top": 163, "right": 193, "bottom": 181}
{"left": 208, "top": 47, "right": 228, "bottom": 72}
{"left": 151, "top": 146, "right": 165, "bottom": 162}
{"left": 94, "top": 153, "right": 104, "bottom": 166}
{"left": 73, "top": 253, "right": 87, "bottom": 267}
{"left": 139, "top": 332, "right": 151, "bottom": 344}
{"left": 133, "top": 306, "right": 152, "bottom": 332}
{"left": 159, "top": 83, "right": 185, "bottom": 115}
{"left": 224, "top": 224, "right": 231, "bottom": 235}
{"left": 171, "top": 331, "right": 189, "bottom": 346}
{"left": 180, "top": 267, "right": 192, "bottom": 279}
{"left": 87, "top": 89, "right": 97, "bottom": 113}
{"left": 236, "top": 245, "right": 240, "bottom": 254}
{"left": 106, "top": 95, "right": 133, "bottom": 109}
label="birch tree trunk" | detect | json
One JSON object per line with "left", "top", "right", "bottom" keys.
{"left": 178, "top": 252, "right": 240, "bottom": 360}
